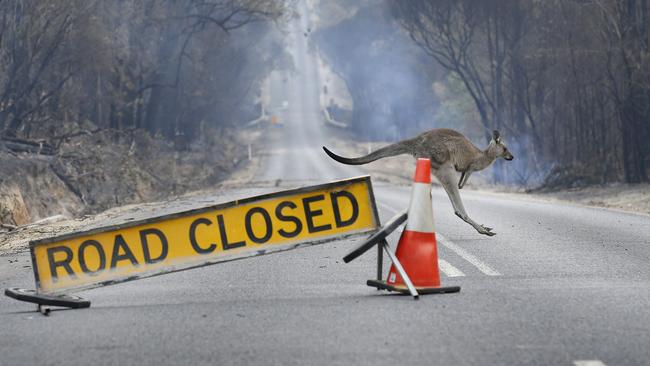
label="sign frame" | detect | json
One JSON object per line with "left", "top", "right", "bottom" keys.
{"left": 29, "top": 176, "right": 380, "bottom": 295}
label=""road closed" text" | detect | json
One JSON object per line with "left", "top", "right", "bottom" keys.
{"left": 31, "top": 177, "right": 378, "bottom": 294}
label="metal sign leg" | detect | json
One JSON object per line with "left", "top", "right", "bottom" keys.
{"left": 376, "top": 242, "right": 383, "bottom": 282}
{"left": 381, "top": 239, "right": 419, "bottom": 299}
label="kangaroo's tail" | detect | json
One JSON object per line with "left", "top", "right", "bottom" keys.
{"left": 322, "top": 143, "right": 409, "bottom": 165}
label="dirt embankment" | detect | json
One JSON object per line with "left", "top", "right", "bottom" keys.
{"left": 0, "top": 128, "right": 258, "bottom": 229}
{"left": 529, "top": 184, "right": 650, "bottom": 215}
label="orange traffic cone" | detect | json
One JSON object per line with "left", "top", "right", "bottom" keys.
{"left": 369, "top": 158, "right": 460, "bottom": 295}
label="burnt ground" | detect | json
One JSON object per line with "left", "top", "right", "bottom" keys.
{"left": 0, "top": 127, "right": 260, "bottom": 230}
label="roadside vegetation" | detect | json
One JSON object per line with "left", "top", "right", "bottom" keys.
{"left": 315, "top": 0, "right": 650, "bottom": 188}
{"left": 0, "top": 0, "right": 291, "bottom": 226}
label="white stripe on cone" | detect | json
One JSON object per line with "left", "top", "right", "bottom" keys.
{"left": 405, "top": 182, "right": 435, "bottom": 233}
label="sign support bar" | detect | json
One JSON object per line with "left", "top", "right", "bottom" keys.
{"left": 342, "top": 210, "right": 420, "bottom": 300}
{"left": 380, "top": 239, "right": 419, "bottom": 299}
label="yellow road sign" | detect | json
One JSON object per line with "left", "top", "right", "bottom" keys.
{"left": 30, "top": 177, "right": 379, "bottom": 294}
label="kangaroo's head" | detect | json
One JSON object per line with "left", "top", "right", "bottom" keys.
{"left": 489, "top": 130, "right": 514, "bottom": 161}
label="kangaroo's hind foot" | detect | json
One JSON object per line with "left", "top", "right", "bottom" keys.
{"left": 454, "top": 212, "right": 496, "bottom": 236}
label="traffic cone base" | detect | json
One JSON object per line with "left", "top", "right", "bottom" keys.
{"left": 367, "top": 280, "right": 460, "bottom": 295}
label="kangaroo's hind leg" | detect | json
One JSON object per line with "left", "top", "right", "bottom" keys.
{"left": 433, "top": 163, "right": 496, "bottom": 236}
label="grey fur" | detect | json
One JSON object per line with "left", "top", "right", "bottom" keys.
{"left": 323, "top": 128, "right": 514, "bottom": 236}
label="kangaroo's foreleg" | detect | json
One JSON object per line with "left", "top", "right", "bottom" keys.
{"left": 434, "top": 164, "right": 495, "bottom": 236}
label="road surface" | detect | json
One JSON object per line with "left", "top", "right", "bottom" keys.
{"left": 1, "top": 2, "right": 649, "bottom": 365}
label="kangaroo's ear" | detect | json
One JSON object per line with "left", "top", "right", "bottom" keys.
{"left": 492, "top": 130, "right": 501, "bottom": 143}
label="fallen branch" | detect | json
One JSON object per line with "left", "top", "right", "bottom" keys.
{"left": 51, "top": 128, "right": 102, "bottom": 149}
{"left": 0, "top": 223, "right": 17, "bottom": 231}
{"left": 30, "top": 215, "right": 68, "bottom": 226}
{"left": 1, "top": 136, "right": 56, "bottom": 155}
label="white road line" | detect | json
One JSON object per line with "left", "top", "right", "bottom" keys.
{"left": 438, "top": 259, "right": 465, "bottom": 277}
{"left": 574, "top": 360, "right": 607, "bottom": 366}
{"left": 377, "top": 202, "right": 401, "bottom": 215}
{"left": 437, "top": 234, "right": 502, "bottom": 276}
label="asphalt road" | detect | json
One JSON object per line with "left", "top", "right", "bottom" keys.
{"left": 1, "top": 2, "right": 649, "bottom": 365}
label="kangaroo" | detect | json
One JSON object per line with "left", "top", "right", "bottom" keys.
{"left": 323, "top": 128, "right": 514, "bottom": 236}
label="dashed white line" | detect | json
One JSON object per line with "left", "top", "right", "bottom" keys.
{"left": 438, "top": 259, "right": 465, "bottom": 277}
{"left": 377, "top": 202, "right": 401, "bottom": 216}
{"left": 574, "top": 360, "right": 607, "bottom": 366}
{"left": 436, "top": 234, "right": 502, "bottom": 276}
